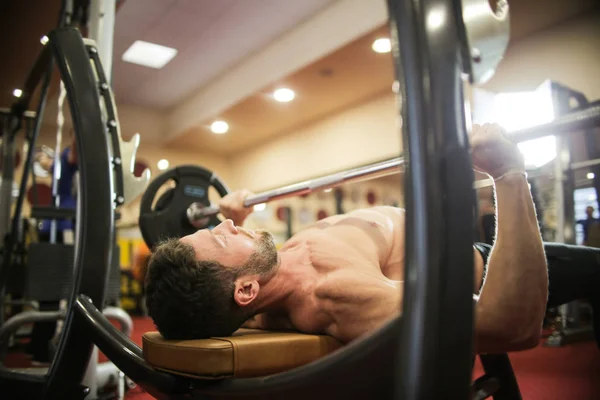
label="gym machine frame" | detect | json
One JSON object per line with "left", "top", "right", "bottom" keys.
{"left": 545, "top": 83, "right": 599, "bottom": 347}
{"left": 0, "top": 0, "right": 518, "bottom": 399}
{"left": 0, "top": 27, "right": 115, "bottom": 399}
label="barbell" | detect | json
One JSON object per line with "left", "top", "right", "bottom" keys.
{"left": 139, "top": 104, "right": 600, "bottom": 249}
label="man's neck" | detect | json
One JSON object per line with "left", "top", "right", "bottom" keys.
{"left": 252, "top": 244, "right": 315, "bottom": 314}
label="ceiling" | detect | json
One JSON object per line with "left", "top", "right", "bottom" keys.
{"left": 0, "top": 0, "right": 337, "bottom": 111}
{"left": 0, "top": 0, "right": 598, "bottom": 156}
{"left": 165, "top": 0, "right": 600, "bottom": 155}
{"left": 169, "top": 25, "right": 395, "bottom": 155}
{"left": 112, "top": 0, "right": 337, "bottom": 109}
{"left": 0, "top": 0, "right": 62, "bottom": 109}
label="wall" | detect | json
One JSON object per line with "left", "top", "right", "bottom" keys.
{"left": 483, "top": 11, "right": 600, "bottom": 100}
{"left": 243, "top": 176, "right": 404, "bottom": 246}
{"left": 8, "top": 9, "right": 599, "bottom": 247}
{"left": 228, "top": 93, "right": 401, "bottom": 192}
{"left": 227, "top": 11, "right": 600, "bottom": 193}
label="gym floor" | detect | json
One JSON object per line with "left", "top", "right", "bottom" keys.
{"left": 5, "top": 317, "right": 600, "bottom": 399}
{"left": 122, "top": 318, "right": 600, "bottom": 400}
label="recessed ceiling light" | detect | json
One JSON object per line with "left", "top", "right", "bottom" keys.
{"left": 211, "top": 120, "right": 229, "bottom": 134}
{"left": 273, "top": 88, "right": 295, "bottom": 103}
{"left": 157, "top": 159, "right": 170, "bottom": 170}
{"left": 372, "top": 38, "right": 391, "bottom": 53}
{"left": 13, "top": 89, "right": 22, "bottom": 98}
{"left": 587, "top": 172, "right": 595, "bottom": 180}
{"left": 40, "top": 36, "right": 49, "bottom": 45}
{"left": 122, "top": 40, "right": 178, "bottom": 69}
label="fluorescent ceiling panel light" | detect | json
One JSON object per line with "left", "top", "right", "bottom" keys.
{"left": 122, "top": 40, "right": 178, "bottom": 69}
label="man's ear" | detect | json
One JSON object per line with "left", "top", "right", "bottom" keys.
{"left": 233, "top": 278, "right": 260, "bottom": 307}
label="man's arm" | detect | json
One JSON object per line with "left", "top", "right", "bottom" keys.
{"left": 471, "top": 124, "right": 548, "bottom": 353}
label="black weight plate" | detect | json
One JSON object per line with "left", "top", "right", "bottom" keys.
{"left": 155, "top": 189, "right": 174, "bottom": 211}
{"left": 138, "top": 165, "right": 230, "bottom": 249}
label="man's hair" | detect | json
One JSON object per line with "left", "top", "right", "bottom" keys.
{"left": 145, "top": 236, "right": 275, "bottom": 340}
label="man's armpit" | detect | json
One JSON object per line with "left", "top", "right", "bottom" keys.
{"left": 473, "top": 246, "right": 486, "bottom": 294}
{"left": 243, "top": 314, "right": 294, "bottom": 331}
{"left": 241, "top": 315, "right": 262, "bottom": 329}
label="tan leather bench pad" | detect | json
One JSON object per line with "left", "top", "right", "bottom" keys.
{"left": 143, "top": 329, "right": 343, "bottom": 379}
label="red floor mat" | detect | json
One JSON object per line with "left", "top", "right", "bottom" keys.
{"left": 5, "top": 317, "right": 600, "bottom": 399}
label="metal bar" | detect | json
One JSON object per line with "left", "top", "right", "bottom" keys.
{"left": 50, "top": 81, "right": 67, "bottom": 243}
{"left": 509, "top": 104, "right": 600, "bottom": 143}
{"left": 88, "top": 0, "right": 116, "bottom": 84}
{"left": 191, "top": 158, "right": 498, "bottom": 222}
{"left": 571, "top": 158, "right": 600, "bottom": 171}
{"left": 190, "top": 104, "right": 600, "bottom": 223}
{"left": 190, "top": 158, "right": 404, "bottom": 221}
{"left": 0, "top": 310, "right": 66, "bottom": 363}
{"left": 0, "top": 62, "right": 53, "bottom": 326}
{"left": 0, "top": 108, "right": 37, "bottom": 119}
{"left": 0, "top": 124, "right": 16, "bottom": 242}
{"left": 479, "top": 354, "right": 522, "bottom": 400}
{"left": 74, "top": 296, "right": 188, "bottom": 399}
{"left": 554, "top": 85, "right": 577, "bottom": 246}
{"left": 250, "top": 158, "right": 404, "bottom": 205}
{"left": 190, "top": 162, "right": 495, "bottom": 221}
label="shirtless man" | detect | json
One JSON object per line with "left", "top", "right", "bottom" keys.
{"left": 145, "top": 123, "right": 548, "bottom": 354}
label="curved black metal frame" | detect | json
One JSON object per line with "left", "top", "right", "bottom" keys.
{"left": 0, "top": 28, "right": 114, "bottom": 399}
{"left": 43, "top": 27, "right": 114, "bottom": 399}
{"left": 390, "top": 0, "right": 475, "bottom": 397}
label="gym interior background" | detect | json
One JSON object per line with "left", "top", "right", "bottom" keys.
{"left": 1, "top": 0, "right": 599, "bottom": 399}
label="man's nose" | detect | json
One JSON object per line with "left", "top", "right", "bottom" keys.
{"left": 218, "top": 219, "right": 238, "bottom": 233}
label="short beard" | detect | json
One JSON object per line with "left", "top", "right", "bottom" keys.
{"left": 235, "top": 230, "right": 278, "bottom": 278}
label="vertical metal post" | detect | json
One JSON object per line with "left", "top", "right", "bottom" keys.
{"left": 82, "top": 346, "right": 100, "bottom": 399}
{"left": 551, "top": 83, "right": 578, "bottom": 335}
{"left": 388, "top": 0, "right": 475, "bottom": 398}
{"left": 553, "top": 135, "right": 572, "bottom": 330}
{"left": 51, "top": 82, "right": 67, "bottom": 244}
{"left": 88, "top": 0, "right": 116, "bottom": 84}
{"left": 0, "top": 129, "right": 15, "bottom": 242}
